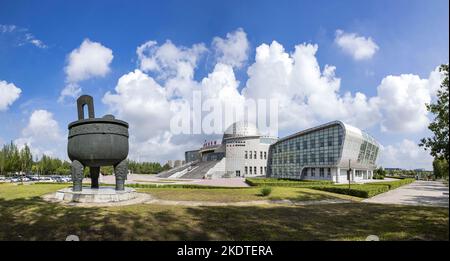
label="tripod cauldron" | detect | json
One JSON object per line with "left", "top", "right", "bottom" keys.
{"left": 68, "top": 95, "right": 129, "bottom": 191}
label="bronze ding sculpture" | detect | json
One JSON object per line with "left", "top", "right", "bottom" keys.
{"left": 68, "top": 95, "right": 129, "bottom": 191}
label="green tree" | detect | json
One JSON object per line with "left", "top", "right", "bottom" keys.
{"left": 433, "top": 158, "right": 449, "bottom": 179}
{"left": 420, "top": 64, "right": 449, "bottom": 163}
{"left": 373, "top": 167, "right": 386, "bottom": 179}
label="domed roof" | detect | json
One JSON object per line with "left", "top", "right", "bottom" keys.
{"left": 223, "top": 121, "right": 260, "bottom": 140}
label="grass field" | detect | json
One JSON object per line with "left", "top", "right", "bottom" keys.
{"left": 0, "top": 183, "right": 448, "bottom": 241}
{"left": 136, "top": 186, "right": 360, "bottom": 202}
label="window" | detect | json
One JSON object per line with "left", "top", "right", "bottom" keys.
{"left": 296, "top": 142, "right": 300, "bottom": 150}
{"left": 260, "top": 151, "right": 263, "bottom": 159}
{"left": 311, "top": 168, "right": 316, "bottom": 177}
{"left": 264, "top": 151, "right": 267, "bottom": 159}
{"left": 303, "top": 140, "right": 308, "bottom": 149}
{"left": 245, "top": 167, "right": 248, "bottom": 175}
{"left": 303, "top": 154, "right": 308, "bottom": 164}
{"left": 327, "top": 168, "right": 331, "bottom": 176}
{"left": 310, "top": 153, "right": 316, "bottom": 163}
{"left": 296, "top": 155, "right": 300, "bottom": 163}
{"left": 254, "top": 166, "right": 257, "bottom": 175}
{"left": 320, "top": 168, "right": 324, "bottom": 177}
{"left": 254, "top": 151, "right": 257, "bottom": 159}
{"left": 249, "top": 152, "right": 252, "bottom": 159}
{"left": 260, "top": 167, "right": 263, "bottom": 175}
{"left": 328, "top": 136, "right": 333, "bottom": 146}
{"left": 319, "top": 137, "right": 324, "bottom": 147}
{"left": 245, "top": 151, "right": 248, "bottom": 159}
{"left": 319, "top": 153, "right": 324, "bottom": 163}
{"left": 338, "top": 134, "right": 342, "bottom": 146}
{"left": 249, "top": 167, "right": 252, "bottom": 175}
{"left": 290, "top": 155, "right": 294, "bottom": 163}
{"left": 311, "top": 138, "right": 316, "bottom": 148}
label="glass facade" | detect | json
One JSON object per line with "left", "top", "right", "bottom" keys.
{"left": 268, "top": 124, "right": 344, "bottom": 179}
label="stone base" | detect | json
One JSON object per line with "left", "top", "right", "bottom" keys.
{"left": 54, "top": 187, "right": 137, "bottom": 203}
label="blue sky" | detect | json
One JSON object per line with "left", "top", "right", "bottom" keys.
{"left": 0, "top": 0, "right": 448, "bottom": 169}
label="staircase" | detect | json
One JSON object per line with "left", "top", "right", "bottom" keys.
{"left": 179, "top": 160, "right": 219, "bottom": 179}
{"left": 157, "top": 161, "right": 196, "bottom": 178}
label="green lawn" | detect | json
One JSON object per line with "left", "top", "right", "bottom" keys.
{"left": 0, "top": 183, "right": 448, "bottom": 241}
{"left": 136, "top": 186, "right": 360, "bottom": 202}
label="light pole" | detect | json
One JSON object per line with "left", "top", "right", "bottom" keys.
{"left": 347, "top": 159, "right": 352, "bottom": 189}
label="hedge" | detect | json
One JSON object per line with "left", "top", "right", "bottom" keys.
{"left": 245, "top": 178, "right": 333, "bottom": 187}
{"left": 311, "top": 178, "right": 415, "bottom": 198}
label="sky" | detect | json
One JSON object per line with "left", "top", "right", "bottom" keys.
{"left": 0, "top": 0, "right": 448, "bottom": 169}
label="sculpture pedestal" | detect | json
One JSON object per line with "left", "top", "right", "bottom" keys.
{"left": 54, "top": 187, "right": 137, "bottom": 203}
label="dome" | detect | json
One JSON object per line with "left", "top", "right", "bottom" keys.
{"left": 223, "top": 121, "right": 260, "bottom": 140}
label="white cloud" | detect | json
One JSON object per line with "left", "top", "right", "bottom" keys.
{"left": 137, "top": 40, "right": 206, "bottom": 80}
{"left": 212, "top": 28, "right": 249, "bottom": 68}
{"left": 0, "top": 24, "right": 47, "bottom": 48}
{"left": 335, "top": 29, "right": 379, "bottom": 60}
{"left": 65, "top": 39, "right": 113, "bottom": 82}
{"left": 15, "top": 110, "right": 65, "bottom": 159}
{"left": 59, "top": 39, "right": 113, "bottom": 102}
{"left": 378, "top": 139, "right": 434, "bottom": 170}
{"left": 243, "top": 41, "right": 380, "bottom": 132}
{"left": 375, "top": 68, "right": 441, "bottom": 132}
{"left": 0, "top": 80, "right": 22, "bottom": 111}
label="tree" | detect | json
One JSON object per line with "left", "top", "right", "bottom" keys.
{"left": 373, "top": 167, "right": 386, "bottom": 179}
{"left": 420, "top": 64, "right": 449, "bottom": 163}
{"left": 433, "top": 158, "right": 449, "bottom": 179}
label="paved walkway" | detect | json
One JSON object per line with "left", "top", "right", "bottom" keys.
{"left": 363, "top": 181, "right": 449, "bottom": 207}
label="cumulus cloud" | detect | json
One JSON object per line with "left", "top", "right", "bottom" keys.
{"left": 243, "top": 41, "right": 380, "bottom": 132}
{"left": 375, "top": 69, "right": 441, "bottom": 132}
{"left": 15, "top": 110, "right": 65, "bottom": 159}
{"left": 378, "top": 139, "right": 434, "bottom": 170}
{"left": 59, "top": 39, "right": 113, "bottom": 102}
{"left": 0, "top": 80, "right": 22, "bottom": 111}
{"left": 212, "top": 28, "right": 249, "bottom": 68}
{"left": 335, "top": 29, "right": 379, "bottom": 60}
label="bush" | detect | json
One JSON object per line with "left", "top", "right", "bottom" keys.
{"left": 311, "top": 178, "right": 415, "bottom": 198}
{"left": 260, "top": 187, "right": 272, "bottom": 196}
{"left": 246, "top": 178, "right": 333, "bottom": 187}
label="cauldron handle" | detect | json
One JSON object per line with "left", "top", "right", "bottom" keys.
{"left": 77, "top": 95, "right": 95, "bottom": 120}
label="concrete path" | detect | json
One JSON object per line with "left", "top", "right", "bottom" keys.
{"left": 363, "top": 181, "right": 449, "bottom": 207}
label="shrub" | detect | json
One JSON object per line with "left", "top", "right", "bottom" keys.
{"left": 246, "top": 178, "right": 333, "bottom": 187}
{"left": 260, "top": 187, "right": 272, "bottom": 196}
{"left": 311, "top": 178, "right": 415, "bottom": 198}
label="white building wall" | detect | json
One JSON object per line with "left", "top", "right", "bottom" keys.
{"left": 225, "top": 137, "right": 270, "bottom": 177}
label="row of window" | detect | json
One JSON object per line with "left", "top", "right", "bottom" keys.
{"left": 244, "top": 151, "right": 267, "bottom": 160}
{"left": 272, "top": 167, "right": 332, "bottom": 177}
{"left": 275, "top": 134, "right": 342, "bottom": 153}
{"left": 244, "top": 166, "right": 267, "bottom": 175}
{"left": 271, "top": 153, "right": 337, "bottom": 165}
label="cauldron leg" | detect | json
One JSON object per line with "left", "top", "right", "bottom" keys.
{"left": 114, "top": 160, "right": 128, "bottom": 191}
{"left": 90, "top": 167, "right": 100, "bottom": 189}
{"left": 71, "top": 160, "right": 84, "bottom": 192}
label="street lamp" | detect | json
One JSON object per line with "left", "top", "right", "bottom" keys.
{"left": 347, "top": 159, "right": 352, "bottom": 189}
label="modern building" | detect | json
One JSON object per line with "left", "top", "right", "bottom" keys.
{"left": 267, "top": 121, "right": 380, "bottom": 183}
